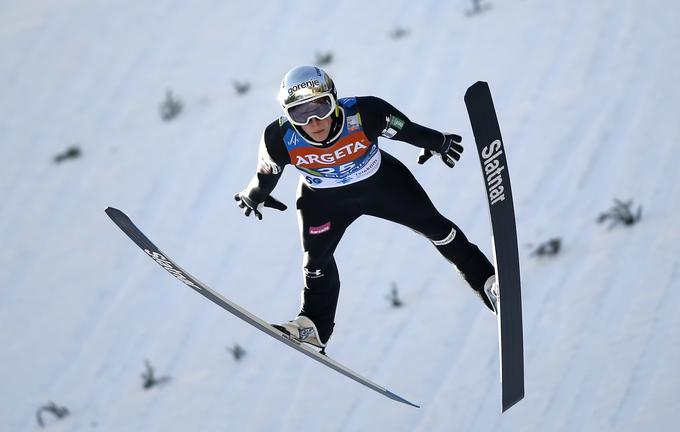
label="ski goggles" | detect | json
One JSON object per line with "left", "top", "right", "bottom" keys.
{"left": 285, "top": 94, "right": 336, "bottom": 126}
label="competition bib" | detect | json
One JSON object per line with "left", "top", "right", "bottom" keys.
{"left": 282, "top": 98, "right": 381, "bottom": 188}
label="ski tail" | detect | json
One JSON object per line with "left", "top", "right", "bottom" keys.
{"left": 385, "top": 390, "right": 420, "bottom": 408}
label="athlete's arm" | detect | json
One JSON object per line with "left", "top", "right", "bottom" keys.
{"left": 356, "top": 96, "right": 463, "bottom": 167}
{"left": 234, "top": 121, "right": 290, "bottom": 219}
{"left": 355, "top": 96, "right": 448, "bottom": 151}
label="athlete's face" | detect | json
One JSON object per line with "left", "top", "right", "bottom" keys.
{"left": 301, "top": 117, "right": 333, "bottom": 142}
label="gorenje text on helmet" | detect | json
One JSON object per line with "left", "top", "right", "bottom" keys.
{"left": 288, "top": 80, "right": 322, "bottom": 95}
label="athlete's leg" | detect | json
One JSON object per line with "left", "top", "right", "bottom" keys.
{"left": 295, "top": 182, "right": 358, "bottom": 343}
{"left": 365, "top": 152, "right": 494, "bottom": 306}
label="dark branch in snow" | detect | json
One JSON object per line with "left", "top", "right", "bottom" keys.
{"left": 386, "top": 282, "right": 404, "bottom": 308}
{"left": 141, "top": 359, "right": 171, "bottom": 390}
{"left": 597, "top": 199, "right": 643, "bottom": 229}
{"left": 159, "top": 89, "right": 183, "bottom": 122}
{"left": 36, "top": 401, "right": 70, "bottom": 428}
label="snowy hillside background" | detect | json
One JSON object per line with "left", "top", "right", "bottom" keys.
{"left": 2, "top": 0, "right": 679, "bottom": 430}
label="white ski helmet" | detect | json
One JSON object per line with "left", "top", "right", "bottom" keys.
{"left": 278, "top": 65, "right": 338, "bottom": 126}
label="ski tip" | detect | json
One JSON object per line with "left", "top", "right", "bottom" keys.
{"left": 105, "top": 207, "right": 134, "bottom": 227}
{"left": 464, "top": 81, "right": 490, "bottom": 99}
{"left": 385, "top": 390, "right": 420, "bottom": 408}
{"left": 105, "top": 207, "right": 125, "bottom": 218}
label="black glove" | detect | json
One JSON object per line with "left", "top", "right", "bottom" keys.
{"left": 234, "top": 192, "right": 287, "bottom": 220}
{"left": 417, "top": 134, "right": 463, "bottom": 168}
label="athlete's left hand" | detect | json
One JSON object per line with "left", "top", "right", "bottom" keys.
{"left": 234, "top": 192, "right": 287, "bottom": 220}
{"left": 417, "top": 134, "right": 463, "bottom": 168}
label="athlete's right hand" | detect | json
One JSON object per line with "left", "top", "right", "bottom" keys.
{"left": 417, "top": 133, "right": 463, "bottom": 168}
{"left": 234, "top": 192, "right": 287, "bottom": 220}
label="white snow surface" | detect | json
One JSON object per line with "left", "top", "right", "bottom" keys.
{"left": 2, "top": 0, "right": 679, "bottom": 431}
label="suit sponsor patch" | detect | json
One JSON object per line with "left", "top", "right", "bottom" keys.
{"left": 309, "top": 221, "right": 331, "bottom": 235}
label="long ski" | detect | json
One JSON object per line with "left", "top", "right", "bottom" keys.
{"left": 464, "top": 81, "right": 525, "bottom": 412}
{"left": 105, "top": 207, "right": 419, "bottom": 408}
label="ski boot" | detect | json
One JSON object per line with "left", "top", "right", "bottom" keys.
{"left": 273, "top": 315, "right": 328, "bottom": 354}
{"left": 483, "top": 274, "right": 499, "bottom": 315}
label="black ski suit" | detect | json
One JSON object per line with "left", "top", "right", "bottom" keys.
{"left": 242, "top": 96, "right": 494, "bottom": 343}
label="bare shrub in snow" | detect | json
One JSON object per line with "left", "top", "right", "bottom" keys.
{"left": 141, "top": 359, "right": 171, "bottom": 390}
{"left": 466, "top": 0, "right": 492, "bottom": 16}
{"left": 234, "top": 81, "right": 251, "bottom": 96}
{"left": 53, "top": 145, "right": 82, "bottom": 163}
{"left": 386, "top": 282, "right": 403, "bottom": 308}
{"left": 530, "top": 238, "right": 562, "bottom": 257}
{"left": 36, "top": 401, "right": 70, "bottom": 428}
{"left": 227, "top": 343, "right": 247, "bottom": 361}
{"left": 389, "top": 26, "right": 410, "bottom": 40}
{"left": 315, "top": 51, "right": 334, "bottom": 67}
{"left": 159, "top": 90, "right": 183, "bottom": 122}
{"left": 597, "top": 199, "right": 643, "bottom": 229}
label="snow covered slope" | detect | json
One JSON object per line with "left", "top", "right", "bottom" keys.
{"left": 1, "top": 0, "right": 679, "bottom": 430}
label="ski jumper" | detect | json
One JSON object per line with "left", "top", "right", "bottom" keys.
{"left": 246, "top": 96, "right": 494, "bottom": 343}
